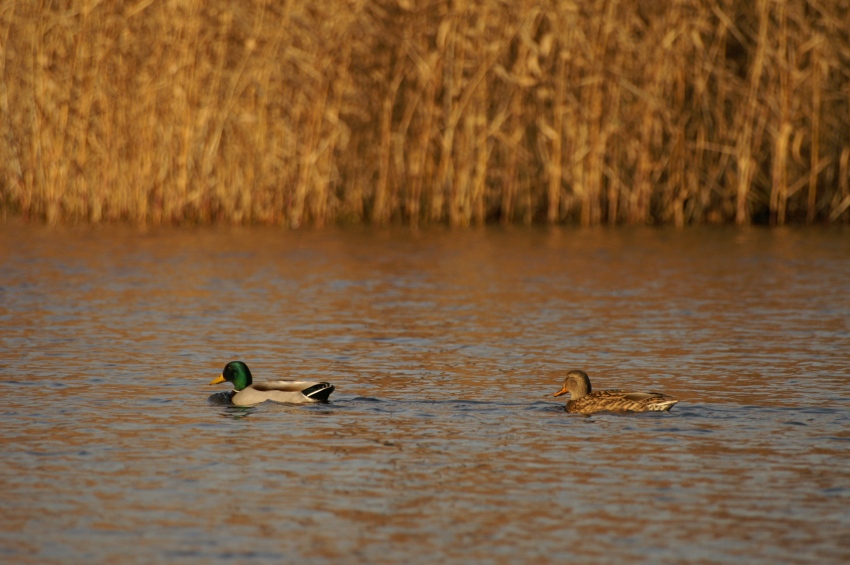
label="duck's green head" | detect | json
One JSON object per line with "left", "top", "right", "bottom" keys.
{"left": 209, "top": 361, "right": 253, "bottom": 391}
{"left": 553, "top": 369, "right": 591, "bottom": 399}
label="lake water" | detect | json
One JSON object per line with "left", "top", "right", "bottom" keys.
{"left": 1, "top": 220, "right": 849, "bottom": 564}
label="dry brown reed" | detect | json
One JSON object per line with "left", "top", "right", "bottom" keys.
{"left": 1, "top": 0, "right": 849, "bottom": 226}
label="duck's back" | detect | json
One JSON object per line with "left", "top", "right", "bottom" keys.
{"left": 567, "top": 390, "right": 678, "bottom": 414}
{"left": 232, "top": 380, "right": 335, "bottom": 406}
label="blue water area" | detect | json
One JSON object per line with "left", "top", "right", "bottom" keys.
{"left": 1, "top": 222, "right": 849, "bottom": 564}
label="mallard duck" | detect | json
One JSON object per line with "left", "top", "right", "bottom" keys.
{"left": 208, "top": 361, "right": 335, "bottom": 407}
{"left": 553, "top": 370, "right": 678, "bottom": 414}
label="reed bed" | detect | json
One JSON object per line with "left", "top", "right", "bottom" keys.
{"left": 1, "top": 0, "right": 848, "bottom": 226}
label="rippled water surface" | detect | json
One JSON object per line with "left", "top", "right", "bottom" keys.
{"left": 1, "top": 221, "right": 849, "bottom": 564}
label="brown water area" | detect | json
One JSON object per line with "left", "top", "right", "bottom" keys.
{"left": 1, "top": 220, "right": 849, "bottom": 563}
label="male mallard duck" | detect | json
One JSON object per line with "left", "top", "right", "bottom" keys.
{"left": 208, "top": 361, "right": 335, "bottom": 407}
{"left": 553, "top": 370, "right": 678, "bottom": 414}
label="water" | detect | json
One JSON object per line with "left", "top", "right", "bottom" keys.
{"left": 1, "top": 221, "right": 849, "bottom": 564}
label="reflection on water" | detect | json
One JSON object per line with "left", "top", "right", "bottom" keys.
{"left": 1, "top": 221, "right": 849, "bottom": 563}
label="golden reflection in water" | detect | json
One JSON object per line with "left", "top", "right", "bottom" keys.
{"left": 0, "top": 220, "right": 849, "bottom": 563}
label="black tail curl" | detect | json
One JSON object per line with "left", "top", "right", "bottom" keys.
{"left": 301, "top": 383, "right": 335, "bottom": 402}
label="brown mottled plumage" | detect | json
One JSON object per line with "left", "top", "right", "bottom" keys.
{"left": 553, "top": 370, "right": 678, "bottom": 414}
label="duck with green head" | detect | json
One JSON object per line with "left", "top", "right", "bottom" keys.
{"left": 553, "top": 370, "right": 678, "bottom": 414}
{"left": 209, "top": 361, "right": 335, "bottom": 406}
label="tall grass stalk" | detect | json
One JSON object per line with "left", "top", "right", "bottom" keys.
{"left": 1, "top": 0, "right": 848, "bottom": 225}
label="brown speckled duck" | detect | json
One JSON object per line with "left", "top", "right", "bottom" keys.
{"left": 553, "top": 370, "right": 678, "bottom": 414}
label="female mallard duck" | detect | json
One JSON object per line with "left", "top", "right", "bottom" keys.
{"left": 208, "top": 361, "right": 335, "bottom": 407}
{"left": 553, "top": 370, "right": 678, "bottom": 414}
